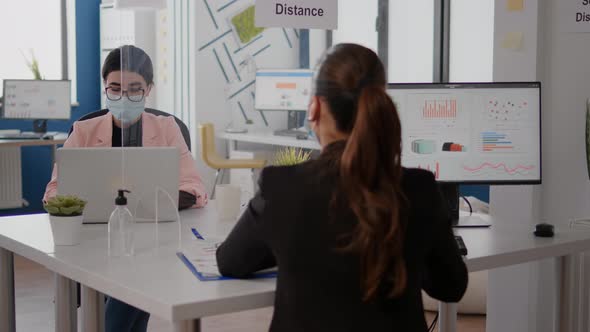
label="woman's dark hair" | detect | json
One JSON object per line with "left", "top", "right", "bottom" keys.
{"left": 315, "top": 43, "right": 407, "bottom": 301}
{"left": 102, "top": 45, "right": 154, "bottom": 86}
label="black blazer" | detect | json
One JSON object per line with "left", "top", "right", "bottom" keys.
{"left": 216, "top": 142, "right": 468, "bottom": 332}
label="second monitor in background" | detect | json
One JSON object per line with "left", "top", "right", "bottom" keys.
{"left": 388, "top": 82, "right": 542, "bottom": 227}
{"left": 2, "top": 79, "right": 71, "bottom": 134}
{"left": 255, "top": 69, "right": 313, "bottom": 138}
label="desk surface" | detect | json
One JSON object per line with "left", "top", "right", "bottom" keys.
{"left": 0, "top": 206, "right": 275, "bottom": 322}
{"left": 0, "top": 133, "right": 67, "bottom": 148}
{"left": 456, "top": 223, "right": 590, "bottom": 272}
{"left": 1, "top": 210, "right": 590, "bottom": 322}
{"left": 219, "top": 130, "right": 321, "bottom": 150}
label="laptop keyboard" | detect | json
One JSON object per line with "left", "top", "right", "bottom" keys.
{"left": 0, "top": 133, "right": 45, "bottom": 140}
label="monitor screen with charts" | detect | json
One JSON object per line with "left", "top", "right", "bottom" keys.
{"left": 387, "top": 82, "right": 541, "bottom": 184}
{"left": 2, "top": 79, "right": 71, "bottom": 120}
{"left": 255, "top": 69, "right": 313, "bottom": 111}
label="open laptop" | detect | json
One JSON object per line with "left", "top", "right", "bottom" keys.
{"left": 57, "top": 147, "right": 180, "bottom": 224}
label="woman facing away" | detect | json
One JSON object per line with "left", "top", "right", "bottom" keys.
{"left": 216, "top": 43, "right": 468, "bottom": 331}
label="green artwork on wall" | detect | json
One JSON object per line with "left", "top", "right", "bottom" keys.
{"left": 231, "top": 5, "right": 265, "bottom": 44}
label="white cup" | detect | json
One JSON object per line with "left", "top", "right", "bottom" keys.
{"left": 215, "top": 184, "right": 242, "bottom": 221}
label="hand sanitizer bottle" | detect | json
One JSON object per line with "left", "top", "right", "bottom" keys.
{"left": 108, "top": 189, "right": 135, "bottom": 257}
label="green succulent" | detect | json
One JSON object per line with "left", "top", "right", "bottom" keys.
{"left": 273, "top": 147, "right": 312, "bottom": 166}
{"left": 44, "top": 195, "right": 86, "bottom": 217}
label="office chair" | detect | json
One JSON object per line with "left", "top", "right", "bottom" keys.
{"left": 198, "top": 123, "right": 266, "bottom": 198}
{"left": 68, "top": 108, "right": 192, "bottom": 150}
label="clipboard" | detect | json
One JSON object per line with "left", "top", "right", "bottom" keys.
{"left": 179, "top": 227, "right": 278, "bottom": 281}
{"left": 176, "top": 252, "right": 277, "bottom": 281}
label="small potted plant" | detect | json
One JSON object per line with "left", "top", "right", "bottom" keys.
{"left": 273, "top": 147, "right": 313, "bottom": 166}
{"left": 44, "top": 195, "right": 87, "bottom": 246}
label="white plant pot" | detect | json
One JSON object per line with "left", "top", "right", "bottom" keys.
{"left": 49, "top": 215, "right": 83, "bottom": 246}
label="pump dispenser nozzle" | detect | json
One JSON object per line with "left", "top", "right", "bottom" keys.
{"left": 116, "top": 189, "right": 131, "bottom": 206}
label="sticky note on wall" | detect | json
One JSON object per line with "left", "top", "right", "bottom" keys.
{"left": 507, "top": 0, "right": 524, "bottom": 11}
{"left": 501, "top": 32, "right": 524, "bottom": 50}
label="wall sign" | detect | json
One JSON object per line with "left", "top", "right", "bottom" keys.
{"left": 255, "top": 0, "right": 338, "bottom": 30}
{"left": 560, "top": 0, "right": 590, "bottom": 32}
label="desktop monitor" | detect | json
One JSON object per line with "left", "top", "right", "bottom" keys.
{"left": 2, "top": 79, "right": 71, "bottom": 133}
{"left": 254, "top": 69, "right": 314, "bottom": 137}
{"left": 387, "top": 82, "right": 541, "bottom": 226}
{"left": 254, "top": 69, "right": 314, "bottom": 111}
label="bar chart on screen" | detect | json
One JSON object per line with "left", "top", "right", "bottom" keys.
{"left": 481, "top": 131, "right": 515, "bottom": 152}
{"left": 416, "top": 161, "right": 440, "bottom": 180}
{"left": 422, "top": 99, "right": 458, "bottom": 119}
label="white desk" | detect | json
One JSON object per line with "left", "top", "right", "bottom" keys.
{"left": 0, "top": 133, "right": 68, "bottom": 148}
{"left": 437, "top": 223, "right": 590, "bottom": 332}
{"left": 0, "top": 133, "right": 68, "bottom": 209}
{"left": 219, "top": 130, "right": 320, "bottom": 150}
{"left": 0, "top": 205, "right": 275, "bottom": 332}
{"left": 1, "top": 209, "right": 589, "bottom": 332}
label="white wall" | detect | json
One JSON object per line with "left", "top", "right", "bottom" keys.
{"left": 488, "top": 1, "right": 544, "bottom": 332}
{"left": 537, "top": 1, "right": 590, "bottom": 330}
{"left": 388, "top": 0, "right": 434, "bottom": 83}
{"left": 449, "top": 0, "right": 494, "bottom": 82}
{"left": 539, "top": 0, "right": 590, "bottom": 225}
{"left": 332, "top": 0, "right": 378, "bottom": 52}
{"left": 489, "top": 0, "right": 590, "bottom": 331}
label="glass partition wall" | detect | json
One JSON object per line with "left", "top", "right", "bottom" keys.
{"left": 104, "top": 0, "right": 496, "bottom": 225}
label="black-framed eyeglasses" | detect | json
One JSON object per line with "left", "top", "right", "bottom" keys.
{"left": 105, "top": 86, "right": 145, "bottom": 102}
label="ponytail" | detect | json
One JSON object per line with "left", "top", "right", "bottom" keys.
{"left": 339, "top": 85, "right": 407, "bottom": 301}
{"left": 315, "top": 43, "right": 407, "bottom": 301}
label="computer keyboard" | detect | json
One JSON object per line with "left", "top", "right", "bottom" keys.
{"left": 0, "top": 133, "right": 46, "bottom": 140}
{"left": 273, "top": 129, "right": 309, "bottom": 138}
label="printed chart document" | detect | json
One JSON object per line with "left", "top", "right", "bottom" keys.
{"left": 183, "top": 238, "right": 225, "bottom": 278}
{"left": 177, "top": 230, "right": 277, "bottom": 281}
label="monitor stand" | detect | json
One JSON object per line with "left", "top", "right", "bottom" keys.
{"left": 439, "top": 183, "right": 491, "bottom": 228}
{"left": 274, "top": 110, "right": 308, "bottom": 138}
{"left": 32, "top": 119, "right": 47, "bottom": 134}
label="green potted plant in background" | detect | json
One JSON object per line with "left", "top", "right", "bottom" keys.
{"left": 273, "top": 147, "right": 313, "bottom": 166}
{"left": 21, "top": 49, "right": 44, "bottom": 80}
{"left": 44, "top": 195, "right": 86, "bottom": 246}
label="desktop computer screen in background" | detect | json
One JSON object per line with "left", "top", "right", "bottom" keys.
{"left": 255, "top": 70, "right": 314, "bottom": 111}
{"left": 2, "top": 80, "right": 71, "bottom": 120}
{"left": 387, "top": 82, "right": 541, "bottom": 184}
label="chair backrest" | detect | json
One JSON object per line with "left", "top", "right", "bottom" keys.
{"left": 69, "top": 108, "right": 191, "bottom": 151}
{"left": 198, "top": 123, "right": 220, "bottom": 168}
{"left": 198, "top": 122, "right": 267, "bottom": 170}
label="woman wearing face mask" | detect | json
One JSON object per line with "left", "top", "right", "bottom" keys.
{"left": 44, "top": 45, "right": 207, "bottom": 208}
{"left": 44, "top": 45, "right": 207, "bottom": 332}
{"left": 215, "top": 44, "right": 467, "bottom": 331}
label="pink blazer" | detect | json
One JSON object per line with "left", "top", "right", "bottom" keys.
{"left": 44, "top": 112, "right": 208, "bottom": 208}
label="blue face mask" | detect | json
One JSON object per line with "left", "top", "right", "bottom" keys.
{"left": 106, "top": 98, "right": 145, "bottom": 124}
